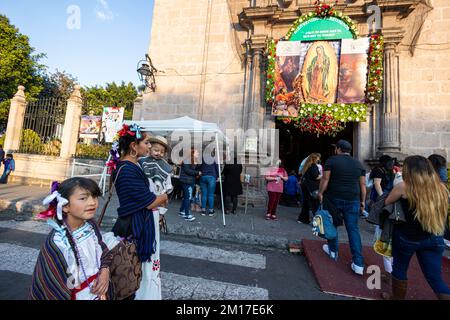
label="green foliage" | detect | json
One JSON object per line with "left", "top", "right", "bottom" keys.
{"left": 0, "top": 134, "right": 5, "bottom": 147}
{"left": 76, "top": 143, "right": 111, "bottom": 160}
{"left": 0, "top": 15, "right": 46, "bottom": 126}
{"left": 42, "top": 138, "right": 61, "bottom": 156}
{"left": 40, "top": 70, "right": 78, "bottom": 99}
{"left": 81, "top": 82, "right": 137, "bottom": 120}
{"left": 20, "top": 129, "right": 43, "bottom": 153}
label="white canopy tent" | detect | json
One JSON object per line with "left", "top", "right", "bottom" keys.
{"left": 122, "top": 116, "right": 229, "bottom": 227}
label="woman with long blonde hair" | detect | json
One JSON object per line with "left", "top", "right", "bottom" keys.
{"left": 297, "top": 153, "right": 322, "bottom": 224}
{"left": 384, "top": 155, "right": 450, "bottom": 300}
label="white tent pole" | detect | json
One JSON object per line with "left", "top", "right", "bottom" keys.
{"left": 216, "top": 132, "right": 226, "bottom": 227}
{"left": 100, "top": 154, "right": 112, "bottom": 196}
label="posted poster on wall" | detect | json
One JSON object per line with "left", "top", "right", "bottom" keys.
{"left": 101, "top": 107, "right": 124, "bottom": 143}
{"left": 79, "top": 116, "right": 102, "bottom": 139}
{"left": 337, "top": 38, "right": 370, "bottom": 104}
{"left": 272, "top": 41, "right": 301, "bottom": 117}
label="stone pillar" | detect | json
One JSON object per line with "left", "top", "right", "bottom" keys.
{"left": 60, "top": 85, "right": 82, "bottom": 158}
{"left": 246, "top": 36, "right": 267, "bottom": 129}
{"left": 133, "top": 94, "right": 144, "bottom": 120}
{"left": 246, "top": 45, "right": 265, "bottom": 131}
{"left": 242, "top": 43, "right": 253, "bottom": 131}
{"left": 378, "top": 42, "right": 401, "bottom": 153}
{"left": 4, "top": 86, "right": 27, "bottom": 152}
{"left": 355, "top": 104, "right": 375, "bottom": 162}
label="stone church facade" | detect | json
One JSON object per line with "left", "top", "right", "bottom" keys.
{"left": 133, "top": 0, "right": 450, "bottom": 164}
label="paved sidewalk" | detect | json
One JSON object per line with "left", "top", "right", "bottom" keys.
{"left": 0, "top": 183, "right": 385, "bottom": 251}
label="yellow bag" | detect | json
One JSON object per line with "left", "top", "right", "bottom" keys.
{"left": 374, "top": 239, "right": 392, "bottom": 258}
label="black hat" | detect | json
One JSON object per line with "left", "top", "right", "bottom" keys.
{"left": 379, "top": 154, "right": 393, "bottom": 164}
{"left": 332, "top": 140, "right": 352, "bottom": 152}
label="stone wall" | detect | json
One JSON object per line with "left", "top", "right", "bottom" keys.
{"left": 136, "top": 0, "right": 247, "bottom": 132}
{"left": 399, "top": 0, "right": 450, "bottom": 159}
{"left": 9, "top": 154, "right": 73, "bottom": 187}
{"left": 9, "top": 154, "right": 106, "bottom": 187}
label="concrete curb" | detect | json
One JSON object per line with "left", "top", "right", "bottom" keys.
{"left": 0, "top": 199, "right": 45, "bottom": 216}
{"left": 98, "top": 216, "right": 292, "bottom": 250}
{"left": 0, "top": 199, "right": 293, "bottom": 250}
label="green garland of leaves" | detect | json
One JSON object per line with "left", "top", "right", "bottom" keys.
{"left": 263, "top": 2, "right": 382, "bottom": 136}
{"left": 297, "top": 103, "right": 367, "bottom": 122}
{"left": 265, "top": 39, "right": 276, "bottom": 103}
{"left": 367, "top": 34, "right": 384, "bottom": 103}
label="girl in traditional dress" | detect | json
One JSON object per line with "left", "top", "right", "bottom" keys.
{"left": 107, "top": 124, "right": 168, "bottom": 300}
{"left": 29, "top": 178, "right": 114, "bottom": 300}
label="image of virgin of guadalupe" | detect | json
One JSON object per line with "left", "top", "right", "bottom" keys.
{"left": 307, "top": 46, "right": 330, "bottom": 101}
{"left": 302, "top": 41, "right": 339, "bottom": 104}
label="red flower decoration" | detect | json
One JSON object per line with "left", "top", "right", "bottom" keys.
{"left": 117, "top": 124, "right": 135, "bottom": 137}
{"left": 37, "top": 205, "right": 57, "bottom": 220}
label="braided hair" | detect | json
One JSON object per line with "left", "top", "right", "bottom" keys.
{"left": 55, "top": 177, "right": 102, "bottom": 267}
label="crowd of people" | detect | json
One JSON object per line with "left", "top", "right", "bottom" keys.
{"left": 263, "top": 139, "right": 450, "bottom": 300}
{"left": 23, "top": 121, "right": 449, "bottom": 300}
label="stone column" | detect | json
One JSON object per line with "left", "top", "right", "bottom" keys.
{"left": 132, "top": 94, "right": 144, "bottom": 120}
{"left": 60, "top": 85, "right": 83, "bottom": 158}
{"left": 378, "top": 42, "right": 401, "bottom": 153}
{"left": 246, "top": 46, "right": 265, "bottom": 131}
{"left": 4, "top": 86, "right": 27, "bottom": 152}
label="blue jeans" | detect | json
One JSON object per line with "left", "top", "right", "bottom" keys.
{"left": 392, "top": 228, "right": 450, "bottom": 294}
{"left": 0, "top": 169, "right": 11, "bottom": 184}
{"left": 200, "top": 176, "right": 216, "bottom": 211}
{"left": 327, "top": 197, "right": 364, "bottom": 267}
{"left": 180, "top": 183, "right": 194, "bottom": 216}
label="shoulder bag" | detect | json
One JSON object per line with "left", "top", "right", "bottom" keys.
{"left": 98, "top": 165, "right": 142, "bottom": 300}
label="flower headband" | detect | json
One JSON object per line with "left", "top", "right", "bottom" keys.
{"left": 37, "top": 181, "right": 69, "bottom": 221}
{"left": 106, "top": 123, "right": 143, "bottom": 174}
{"left": 117, "top": 123, "right": 142, "bottom": 139}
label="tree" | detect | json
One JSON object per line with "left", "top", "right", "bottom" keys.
{"left": 40, "top": 69, "right": 78, "bottom": 99}
{"left": 0, "top": 15, "right": 46, "bottom": 127}
{"left": 81, "top": 81, "right": 138, "bottom": 120}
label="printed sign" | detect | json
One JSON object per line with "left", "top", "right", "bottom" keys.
{"left": 101, "top": 107, "right": 124, "bottom": 143}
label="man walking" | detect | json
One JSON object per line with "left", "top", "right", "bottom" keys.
{"left": 317, "top": 140, "right": 367, "bottom": 275}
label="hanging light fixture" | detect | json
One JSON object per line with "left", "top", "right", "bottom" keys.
{"left": 137, "top": 54, "right": 159, "bottom": 92}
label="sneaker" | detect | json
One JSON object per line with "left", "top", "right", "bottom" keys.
{"left": 265, "top": 214, "right": 272, "bottom": 220}
{"left": 184, "top": 215, "right": 196, "bottom": 221}
{"left": 351, "top": 263, "right": 364, "bottom": 275}
{"left": 178, "top": 211, "right": 185, "bottom": 217}
{"left": 208, "top": 210, "right": 215, "bottom": 217}
{"left": 444, "top": 238, "right": 450, "bottom": 249}
{"left": 201, "top": 209, "right": 206, "bottom": 216}
{"left": 322, "top": 244, "right": 338, "bottom": 261}
{"left": 360, "top": 210, "right": 369, "bottom": 219}
{"left": 271, "top": 215, "right": 278, "bottom": 221}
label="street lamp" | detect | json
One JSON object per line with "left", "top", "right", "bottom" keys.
{"left": 137, "top": 54, "right": 159, "bottom": 92}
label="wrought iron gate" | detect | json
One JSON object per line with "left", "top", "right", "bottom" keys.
{"left": 19, "top": 97, "right": 67, "bottom": 155}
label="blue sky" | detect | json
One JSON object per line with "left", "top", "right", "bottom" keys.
{"left": 0, "top": 0, "right": 155, "bottom": 87}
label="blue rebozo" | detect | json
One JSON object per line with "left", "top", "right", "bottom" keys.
{"left": 312, "top": 205, "right": 337, "bottom": 240}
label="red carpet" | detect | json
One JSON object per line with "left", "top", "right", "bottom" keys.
{"left": 302, "top": 239, "right": 450, "bottom": 300}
